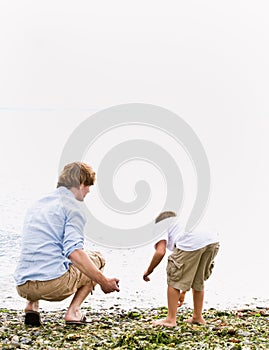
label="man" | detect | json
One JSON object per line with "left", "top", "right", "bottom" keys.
{"left": 14, "top": 162, "right": 120, "bottom": 326}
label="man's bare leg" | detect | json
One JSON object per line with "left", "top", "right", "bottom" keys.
{"left": 185, "top": 289, "right": 206, "bottom": 324}
{"left": 64, "top": 283, "right": 93, "bottom": 322}
{"left": 25, "top": 300, "right": 39, "bottom": 312}
{"left": 153, "top": 285, "right": 180, "bottom": 327}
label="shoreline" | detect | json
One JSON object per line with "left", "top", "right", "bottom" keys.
{"left": 2, "top": 292, "right": 269, "bottom": 313}
{"left": 1, "top": 305, "right": 269, "bottom": 349}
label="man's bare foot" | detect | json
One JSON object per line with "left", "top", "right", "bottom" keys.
{"left": 184, "top": 316, "right": 206, "bottom": 325}
{"left": 64, "top": 308, "right": 84, "bottom": 322}
{"left": 25, "top": 301, "right": 39, "bottom": 313}
{"left": 152, "top": 318, "right": 177, "bottom": 327}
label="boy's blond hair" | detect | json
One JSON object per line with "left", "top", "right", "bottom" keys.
{"left": 155, "top": 211, "right": 177, "bottom": 224}
{"left": 57, "top": 162, "right": 96, "bottom": 189}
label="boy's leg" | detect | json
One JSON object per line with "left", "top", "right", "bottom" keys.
{"left": 186, "top": 243, "right": 219, "bottom": 324}
{"left": 167, "top": 286, "right": 181, "bottom": 322}
{"left": 159, "top": 248, "right": 203, "bottom": 327}
{"left": 185, "top": 289, "right": 206, "bottom": 324}
{"left": 153, "top": 285, "right": 180, "bottom": 327}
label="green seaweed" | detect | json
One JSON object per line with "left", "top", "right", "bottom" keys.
{"left": 0, "top": 306, "right": 268, "bottom": 349}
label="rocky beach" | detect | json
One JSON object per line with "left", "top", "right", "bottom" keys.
{"left": 1, "top": 305, "right": 269, "bottom": 349}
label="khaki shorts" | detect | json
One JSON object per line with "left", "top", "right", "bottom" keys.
{"left": 16, "top": 251, "right": 105, "bottom": 302}
{"left": 167, "top": 242, "right": 219, "bottom": 291}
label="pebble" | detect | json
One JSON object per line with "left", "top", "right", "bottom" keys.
{"left": 237, "top": 330, "right": 251, "bottom": 337}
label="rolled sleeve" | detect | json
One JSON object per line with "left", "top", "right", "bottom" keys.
{"left": 63, "top": 208, "right": 86, "bottom": 258}
{"left": 64, "top": 241, "right": 84, "bottom": 258}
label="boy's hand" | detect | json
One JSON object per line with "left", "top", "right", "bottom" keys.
{"left": 178, "top": 291, "right": 186, "bottom": 307}
{"left": 143, "top": 241, "right": 166, "bottom": 283}
{"left": 143, "top": 271, "right": 151, "bottom": 282}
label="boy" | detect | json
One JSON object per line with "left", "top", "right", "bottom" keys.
{"left": 143, "top": 211, "right": 219, "bottom": 327}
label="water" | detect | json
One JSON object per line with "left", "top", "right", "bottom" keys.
{"left": 1, "top": 183, "right": 268, "bottom": 313}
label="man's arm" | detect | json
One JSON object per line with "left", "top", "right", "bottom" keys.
{"left": 143, "top": 240, "right": 166, "bottom": 281}
{"left": 69, "top": 249, "right": 120, "bottom": 293}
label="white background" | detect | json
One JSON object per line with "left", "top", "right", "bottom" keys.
{"left": 0, "top": 0, "right": 269, "bottom": 309}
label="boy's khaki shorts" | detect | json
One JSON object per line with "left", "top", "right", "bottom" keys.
{"left": 16, "top": 251, "right": 105, "bottom": 302}
{"left": 167, "top": 242, "right": 219, "bottom": 291}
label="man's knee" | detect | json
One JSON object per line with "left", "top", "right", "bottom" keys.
{"left": 87, "top": 250, "right": 106, "bottom": 271}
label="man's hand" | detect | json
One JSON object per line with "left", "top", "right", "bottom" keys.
{"left": 100, "top": 278, "right": 120, "bottom": 294}
{"left": 69, "top": 249, "right": 120, "bottom": 293}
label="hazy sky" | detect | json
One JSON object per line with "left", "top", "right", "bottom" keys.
{"left": 1, "top": 1, "right": 269, "bottom": 298}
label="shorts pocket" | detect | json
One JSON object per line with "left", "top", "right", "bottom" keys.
{"left": 167, "top": 256, "right": 184, "bottom": 281}
{"left": 205, "top": 261, "right": 215, "bottom": 280}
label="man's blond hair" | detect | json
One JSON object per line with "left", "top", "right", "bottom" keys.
{"left": 57, "top": 162, "right": 96, "bottom": 189}
{"left": 155, "top": 211, "right": 177, "bottom": 224}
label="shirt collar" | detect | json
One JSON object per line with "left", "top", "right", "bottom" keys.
{"left": 57, "top": 186, "right": 75, "bottom": 198}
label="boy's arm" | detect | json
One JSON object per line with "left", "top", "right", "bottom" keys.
{"left": 143, "top": 240, "right": 166, "bottom": 281}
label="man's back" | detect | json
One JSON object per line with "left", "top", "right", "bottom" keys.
{"left": 14, "top": 186, "right": 85, "bottom": 285}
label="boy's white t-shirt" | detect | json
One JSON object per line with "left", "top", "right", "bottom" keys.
{"left": 153, "top": 217, "right": 219, "bottom": 252}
